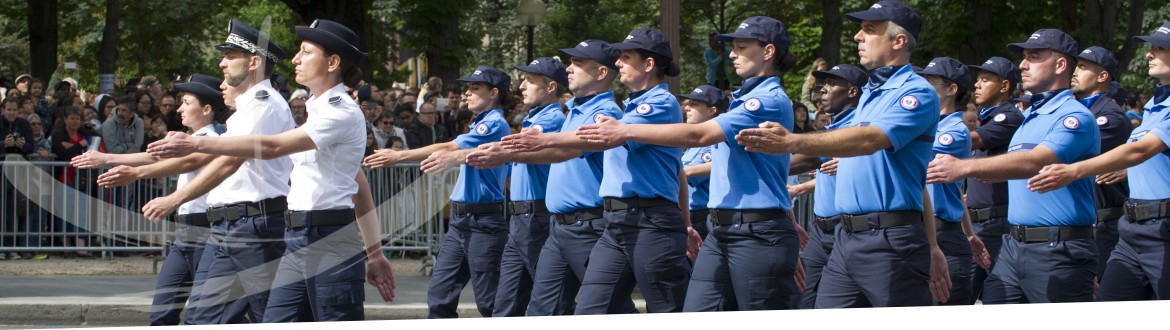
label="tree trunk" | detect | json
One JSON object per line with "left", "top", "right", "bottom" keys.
{"left": 27, "top": 0, "right": 57, "bottom": 82}
{"left": 428, "top": 19, "right": 462, "bottom": 87}
{"left": 961, "top": 0, "right": 993, "bottom": 64}
{"left": 98, "top": 0, "right": 119, "bottom": 94}
{"left": 1116, "top": 0, "right": 1146, "bottom": 75}
{"left": 817, "top": 0, "right": 842, "bottom": 65}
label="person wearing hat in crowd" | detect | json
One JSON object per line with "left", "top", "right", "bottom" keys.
{"left": 1072, "top": 46, "right": 1135, "bottom": 281}
{"left": 13, "top": 74, "right": 32, "bottom": 96}
{"left": 98, "top": 18, "right": 295, "bottom": 323}
{"left": 578, "top": 17, "right": 805, "bottom": 311}
{"left": 364, "top": 65, "right": 512, "bottom": 318}
{"left": 928, "top": 28, "right": 1100, "bottom": 303}
{"left": 963, "top": 56, "right": 1023, "bottom": 304}
{"left": 484, "top": 57, "right": 568, "bottom": 317}
{"left": 71, "top": 74, "right": 227, "bottom": 325}
{"left": 1027, "top": 20, "right": 1170, "bottom": 302}
{"left": 784, "top": 63, "right": 868, "bottom": 309}
{"left": 736, "top": 0, "right": 952, "bottom": 307}
{"left": 916, "top": 57, "right": 992, "bottom": 305}
{"left": 675, "top": 84, "right": 726, "bottom": 242}
{"left": 483, "top": 39, "right": 637, "bottom": 316}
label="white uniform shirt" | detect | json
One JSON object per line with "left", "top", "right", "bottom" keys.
{"left": 206, "top": 79, "right": 295, "bottom": 207}
{"left": 287, "top": 83, "right": 365, "bottom": 211}
{"left": 177, "top": 124, "right": 220, "bottom": 215}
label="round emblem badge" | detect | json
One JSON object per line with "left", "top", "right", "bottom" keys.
{"left": 475, "top": 123, "right": 489, "bottom": 134}
{"left": 1096, "top": 116, "right": 1108, "bottom": 125}
{"left": 899, "top": 95, "right": 919, "bottom": 110}
{"left": 745, "top": 98, "right": 761, "bottom": 111}
{"left": 994, "top": 113, "right": 1006, "bottom": 122}
{"left": 636, "top": 104, "right": 652, "bottom": 114}
{"left": 594, "top": 113, "right": 606, "bottom": 123}
{"left": 1063, "top": 116, "right": 1080, "bottom": 129}
{"left": 701, "top": 152, "right": 712, "bottom": 163}
{"left": 938, "top": 133, "right": 954, "bottom": 146}
{"left": 531, "top": 124, "right": 543, "bottom": 133}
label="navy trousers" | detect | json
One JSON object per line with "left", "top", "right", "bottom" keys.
{"left": 527, "top": 212, "right": 638, "bottom": 316}
{"left": 982, "top": 233, "right": 1097, "bottom": 304}
{"left": 1094, "top": 217, "right": 1122, "bottom": 279}
{"left": 797, "top": 219, "right": 840, "bottom": 309}
{"left": 184, "top": 212, "right": 286, "bottom": 324}
{"left": 426, "top": 211, "right": 508, "bottom": 318}
{"left": 262, "top": 223, "right": 366, "bottom": 322}
{"left": 149, "top": 224, "right": 210, "bottom": 325}
{"left": 814, "top": 222, "right": 932, "bottom": 308}
{"left": 935, "top": 223, "right": 972, "bottom": 305}
{"left": 1097, "top": 217, "right": 1170, "bottom": 301}
{"left": 969, "top": 216, "right": 1009, "bottom": 304}
{"left": 492, "top": 209, "right": 552, "bottom": 317}
{"left": 682, "top": 215, "right": 799, "bottom": 311}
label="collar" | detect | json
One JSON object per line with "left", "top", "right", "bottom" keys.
{"left": 473, "top": 108, "right": 503, "bottom": 124}
{"left": 192, "top": 124, "right": 217, "bottom": 136}
{"left": 573, "top": 93, "right": 600, "bottom": 107}
{"left": 941, "top": 111, "right": 965, "bottom": 123}
{"left": 526, "top": 102, "right": 560, "bottom": 120}
{"left": 831, "top": 107, "right": 855, "bottom": 124}
{"left": 234, "top": 79, "right": 275, "bottom": 107}
{"left": 979, "top": 101, "right": 1013, "bottom": 120}
{"left": 625, "top": 83, "right": 669, "bottom": 106}
{"left": 733, "top": 76, "right": 776, "bottom": 99}
{"left": 1028, "top": 89, "right": 1068, "bottom": 114}
{"left": 308, "top": 83, "right": 348, "bottom": 105}
{"left": 1154, "top": 83, "right": 1170, "bottom": 106}
{"left": 1078, "top": 93, "right": 1104, "bottom": 109}
{"left": 867, "top": 64, "right": 912, "bottom": 90}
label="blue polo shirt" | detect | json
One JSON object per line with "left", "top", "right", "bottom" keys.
{"left": 1007, "top": 89, "right": 1099, "bottom": 226}
{"left": 835, "top": 64, "right": 939, "bottom": 214}
{"left": 682, "top": 145, "right": 713, "bottom": 211}
{"left": 710, "top": 76, "right": 793, "bottom": 210}
{"left": 509, "top": 102, "right": 566, "bottom": 202}
{"left": 599, "top": 83, "right": 684, "bottom": 202}
{"left": 546, "top": 92, "right": 624, "bottom": 214}
{"left": 451, "top": 108, "right": 510, "bottom": 203}
{"left": 926, "top": 112, "right": 971, "bottom": 222}
{"left": 1127, "top": 84, "right": 1170, "bottom": 200}
{"left": 812, "top": 107, "right": 856, "bottom": 218}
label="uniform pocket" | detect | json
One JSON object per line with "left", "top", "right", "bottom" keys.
{"left": 315, "top": 281, "right": 365, "bottom": 320}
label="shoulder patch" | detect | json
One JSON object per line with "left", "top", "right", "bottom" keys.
{"left": 1063, "top": 116, "right": 1080, "bottom": 129}
{"left": 899, "top": 95, "right": 918, "bottom": 110}
{"left": 938, "top": 133, "right": 954, "bottom": 146}
{"left": 701, "top": 151, "right": 712, "bottom": 163}
{"left": 328, "top": 96, "right": 342, "bottom": 105}
{"left": 475, "top": 123, "right": 489, "bottom": 135}
{"left": 994, "top": 113, "right": 1006, "bottom": 122}
{"left": 744, "top": 98, "right": 761, "bottom": 111}
{"left": 636, "top": 103, "right": 652, "bottom": 114}
{"left": 1096, "top": 116, "right": 1107, "bottom": 125}
{"left": 255, "top": 90, "right": 269, "bottom": 100}
{"left": 531, "top": 124, "right": 543, "bottom": 133}
{"left": 593, "top": 113, "right": 606, "bottom": 123}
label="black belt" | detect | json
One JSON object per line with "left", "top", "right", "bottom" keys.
{"left": 176, "top": 213, "right": 210, "bottom": 227}
{"left": 1009, "top": 225, "right": 1093, "bottom": 243}
{"left": 813, "top": 215, "right": 841, "bottom": 233}
{"left": 968, "top": 205, "right": 1008, "bottom": 223}
{"left": 840, "top": 210, "right": 921, "bottom": 233}
{"left": 508, "top": 200, "right": 548, "bottom": 216}
{"left": 1124, "top": 199, "right": 1170, "bottom": 222}
{"left": 553, "top": 207, "right": 604, "bottom": 225}
{"left": 709, "top": 209, "right": 786, "bottom": 226}
{"left": 1097, "top": 207, "right": 1124, "bottom": 222}
{"left": 284, "top": 209, "right": 356, "bottom": 229}
{"left": 206, "top": 196, "right": 287, "bottom": 222}
{"left": 451, "top": 201, "right": 505, "bottom": 215}
{"left": 603, "top": 197, "right": 675, "bottom": 212}
{"left": 935, "top": 219, "right": 962, "bottom": 231}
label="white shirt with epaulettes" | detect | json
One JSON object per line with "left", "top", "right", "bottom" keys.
{"left": 177, "top": 124, "right": 221, "bottom": 215}
{"left": 287, "top": 83, "right": 365, "bottom": 211}
{"left": 205, "top": 79, "right": 295, "bottom": 207}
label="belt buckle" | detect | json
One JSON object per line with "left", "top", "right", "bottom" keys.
{"left": 841, "top": 214, "right": 855, "bottom": 232}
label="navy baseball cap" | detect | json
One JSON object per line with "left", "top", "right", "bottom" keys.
{"left": 175, "top": 74, "right": 225, "bottom": 110}
{"left": 296, "top": 19, "right": 368, "bottom": 65}
{"left": 916, "top": 57, "right": 971, "bottom": 91}
{"left": 611, "top": 28, "right": 674, "bottom": 60}
{"left": 845, "top": 0, "right": 923, "bottom": 39}
{"left": 216, "top": 18, "right": 288, "bottom": 62}
{"left": 677, "top": 84, "right": 725, "bottom": 106}
{"left": 714, "top": 16, "right": 792, "bottom": 50}
{"left": 514, "top": 57, "right": 569, "bottom": 87}
{"left": 1077, "top": 46, "right": 1120, "bottom": 80}
{"left": 559, "top": 39, "right": 621, "bottom": 70}
{"left": 1008, "top": 29, "right": 1079, "bottom": 58}
{"left": 458, "top": 65, "right": 511, "bottom": 92}
{"left": 1133, "top": 21, "right": 1170, "bottom": 47}
{"left": 812, "top": 64, "right": 869, "bottom": 89}
{"left": 968, "top": 57, "right": 1020, "bottom": 86}
{"left": 1109, "top": 81, "right": 1127, "bottom": 103}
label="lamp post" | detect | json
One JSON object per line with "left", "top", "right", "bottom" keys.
{"left": 516, "top": 0, "right": 547, "bottom": 63}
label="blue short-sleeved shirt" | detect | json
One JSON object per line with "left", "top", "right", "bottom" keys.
{"left": 451, "top": 108, "right": 510, "bottom": 203}
{"left": 835, "top": 64, "right": 940, "bottom": 214}
{"left": 812, "top": 108, "right": 856, "bottom": 217}
{"left": 546, "top": 92, "right": 624, "bottom": 214}
{"left": 682, "top": 145, "right": 713, "bottom": 211}
{"left": 510, "top": 103, "right": 566, "bottom": 201}
{"left": 599, "top": 84, "right": 684, "bottom": 202}
{"left": 1007, "top": 89, "right": 1100, "bottom": 226}
{"left": 926, "top": 112, "right": 972, "bottom": 222}
{"left": 710, "top": 76, "right": 793, "bottom": 210}
{"left": 1127, "top": 87, "right": 1170, "bottom": 200}
{"left": 967, "top": 102, "right": 1024, "bottom": 209}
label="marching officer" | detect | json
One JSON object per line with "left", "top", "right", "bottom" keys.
{"left": 676, "top": 84, "right": 726, "bottom": 241}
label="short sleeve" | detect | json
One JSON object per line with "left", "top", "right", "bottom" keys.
{"left": 454, "top": 118, "right": 505, "bottom": 149}
{"left": 620, "top": 98, "right": 674, "bottom": 150}
{"left": 933, "top": 124, "right": 970, "bottom": 158}
{"left": 1039, "top": 113, "right": 1099, "bottom": 164}
{"left": 1096, "top": 110, "right": 1134, "bottom": 151}
{"left": 1147, "top": 119, "right": 1170, "bottom": 153}
{"left": 716, "top": 94, "right": 792, "bottom": 147}
{"left": 867, "top": 88, "right": 939, "bottom": 152}
{"left": 975, "top": 107, "right": 1024, "bottom": 150}
{"left": 300, "top": 105, "right": 357, "bottom": 148}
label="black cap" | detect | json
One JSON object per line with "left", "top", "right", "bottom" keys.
{"left": 216, "top": 18, "right": 288, "bottom": 62}
{"left": 967, "top": 56, "right": 1020, "bottom": 87}
{"left": 1077, "top": 46, "right": 1120, "bottom": 80}
{"left": 611, "top": 28, "right": 674, "bottom": 60}
{"left": 714, "top": 16, "right": 792, "bottom": 50}
{"left": 916, "top": 57, "right": 971, "bottom": 91}
{"left": 1109, "top": 81, "right": 1127, "bottom": 104}
{"left": 1007, "top": 28, "right": 1079, "bottom": 59}
{"left": 812, "top": 64, "right": 869, "bottom": 89}
{"left": 457, "top": 65, "right": 511, "bottom": 92}
{"left": 175, "top": 74, "right": 226, "bottom": 110}
{"left": 845, "top": 0, "right": 923, "bottom": 39}
{"left": 1133, "top": 21, "right": 1170, "bottom": 47}
{"left": 514, "top": 57, "right": 569, "bottom": 87}
{"left": 677, "top": 84, "right": 725, "bottom": 106}
{"left": 559, "top": 39, "right": 621, "bottom": 70}
{"left": 296, "top": 19, "right": 368, "bottom": 65}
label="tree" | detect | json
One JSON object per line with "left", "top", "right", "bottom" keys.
{"left": 277, "top": 0, "right": 377, "bottom": 82}
{"left": 97, "top": 0, "right": 118, "bottom": 94}
{"left": 27, "top": 0, "right": 57, "bottom": 82}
